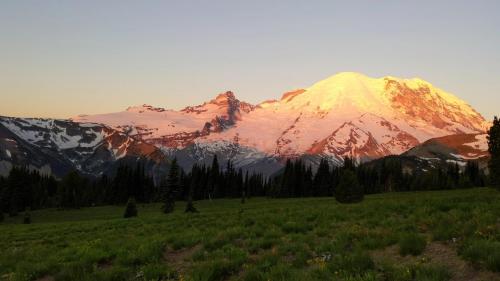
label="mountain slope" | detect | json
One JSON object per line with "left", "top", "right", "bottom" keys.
{"left": 0, "top": 117, "right": 168, "bottom": 177}
{"left": 200, "top": 72, "right": 488, "bottom": 162}
{"left": 73, "top": 91, "right": 254, "bottom": 148}
{"left": 403, "top": 133, "right": 489, "bottom": 168}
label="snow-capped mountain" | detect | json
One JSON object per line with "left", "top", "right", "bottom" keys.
{"left": 1, "top": 72, "right": 490, "bottom": 177}
{"left": 205, "top": 72, "right": 487, "bottom": 158}
{"left": 74, "top": 91, "right": 254, "bottom": 148}
{"left": 0, "top": 117, "right": 168, "bottom": 177}
{"left": 76, "top": 72, "right": 489, "bottom": 172}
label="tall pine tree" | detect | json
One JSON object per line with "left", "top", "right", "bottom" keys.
{"left": 488, "top": 116, "right": 500, "bottom": 190}
{"left": 185, "top": 178, "right": 198, "bottom": 213}
{"left": 58, "top": 170, "right": 84, "bottom": 209}
{"left": 208, "top": 155, "right": 219, "bottom": 200}
{"left": 162, "top": 159, "right": 180, "bottom": 213}
{"left": 313, "top": 159, "right": 331, "bottom": 196}
{"left": 335, "top": 169, "right": 364, "bottom": 203}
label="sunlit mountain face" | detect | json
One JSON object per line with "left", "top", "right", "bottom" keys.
{"left": 1, "top": 72, "right": 490, "bottom": 177}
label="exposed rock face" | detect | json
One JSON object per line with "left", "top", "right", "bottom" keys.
{"left": 308, "top": 122, "right": 390, "bottom": 162}
{"left": 385, "top": 78, "right": 488, "bottom": 133}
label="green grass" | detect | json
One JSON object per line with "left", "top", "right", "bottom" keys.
{"left": 461, "top": 239, "right": 500, "bottom": 272}
{"left": 380, "top": 263, "right": 452, "bottom": 281}
{"left": 0, "top": 188, "right": 499, "bottom": 280}
{"left": 398, "top": 233, "right": 427, "bottom": 256}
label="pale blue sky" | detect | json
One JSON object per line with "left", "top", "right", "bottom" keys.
{"left": 0, "top": 0, "right": 499, "bottom": 119}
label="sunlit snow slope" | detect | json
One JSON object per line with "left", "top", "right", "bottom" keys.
{"left": 202, "top": 72, "right": 489, "bottom": 162}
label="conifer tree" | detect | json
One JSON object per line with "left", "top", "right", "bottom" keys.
{"left": 185, "top": 177, "right": 198, "bottom": 213}
{"left": 123, "top": 197, "right": 138, "bottom": 218}
{"left": 162, "top": 159, "right": 180, "bottom": 213}
{"left": 185, "top": 192, "right": 197, "bottom": 213}
{"left": 465, "top": 161, "right": 481, "bottom": 187}
{"left": 237, "top": 169, "right": 244, "bottom": 198}
{"left": 23, "top": 208, "right": 31, "bottom": 224}
{"left": 58, "top": 171, "right": 84, "bottom": 209}
{"left": 279, "top": 159, "right": 293, "bottom": 198}
{"left": 242, "top": 171, "right": 248, "bottom": 203}
{"left": 0, "top": 177, "right": 6, "bottom": 215}
{"left": 488, "top": 116, "right": 500, "bottom": 190}
{"left": 335, "top": 169, "right": 364, "bottom": 203}
{"left": 208, "top": 155, "right": 219, "bottom": 200}
{"left": 313, "top": 158, "right": 331, "bottom": 196}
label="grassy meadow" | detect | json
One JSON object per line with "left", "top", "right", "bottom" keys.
{"left": 1, "top": 188, "right": 500, "bottom": 281}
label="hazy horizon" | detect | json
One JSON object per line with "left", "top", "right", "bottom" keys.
{"left": 1, "top": 0, "right": 499, "bottom": 120}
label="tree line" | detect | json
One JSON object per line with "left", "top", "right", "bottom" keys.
{"left": 267, "top": 157, "right": 487, "bottom": 198}
{"left": 0, "top": 155, "right": 488, "bottom": 217}
{"left": 1, "top": 115, "right": 499, "bottom": 220}
{"left": 0, "top": 156, "right": 267, "bottom": 218}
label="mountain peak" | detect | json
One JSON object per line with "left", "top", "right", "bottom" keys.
{"left": 324, "top": 71, "right": 371, "bottom": 80}
{"left": 282, "top": 72, "right": 389, "bottom": 114}
{"left": 205, "top": 91, "right": 232, "bottom": 105}
{"left": 213, "top": 91, "right": 236, "bottom": 102}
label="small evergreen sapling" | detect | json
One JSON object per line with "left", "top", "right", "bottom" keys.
{"left": 241, "top": 190, "right": 246, "bottom": 204}
{"left": 23, "top": 208, "right": 31, "bottom": 224}
{"left": 123, "top": 197, "right": 138, "bottom": 218}
{"left": 185, "top": 181, "right": 198, "bottom": 213}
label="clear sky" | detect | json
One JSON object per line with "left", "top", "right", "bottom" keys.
{"left": 1, "top": 0, "right": 499, "bottom": 120}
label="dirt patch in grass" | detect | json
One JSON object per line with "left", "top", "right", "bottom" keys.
{"left": 371, "top": 242, "right": 500, "bottom": 281}
{"left": 163, "top": 244, "right": 203, "bottom": 273}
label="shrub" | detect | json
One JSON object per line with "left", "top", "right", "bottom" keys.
{"left": 414, "top": 265, "right": 451, "bottom": 281}
{"left": 328, "top": 251, "right": 375, "bottom": 275}
{"left": 461, "top": 239, "right": 500, "bottom": 272}
{"left": 123, "top": 198, "right": 138, "bottom": 218}
{"left": 380, "top": 264, "right": 451, "bottom": 281}
{"left": 248, "top": 237, "right": 277, "bottom": 253}
{"left": 140, "top": 263, "right": 177, "bottom": 281}
{"left": 243, "top": 268, "right": 265, "bottom": 281}
{"left": 431, "top": 224, "right": 456, "bottom": 241}
{"left": 185, "top": 200, "right": 198, "bottom": 213}
{"left": 281, "top": 221, "right": 310, "bottom": 234}
{"left": 266, "top": 263, "right": 302, "bottom": 281}
{"left": 398, "top": 233, "right": 426, "bottom": 256}
{"left": 335, "top": 170, "right": 364, "bottom": 203}
{"left": 190, "top": 259, "right": 239, "bottom": 281}
{"left": 255, "top": 253, "right": 279, "bottom": 273}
